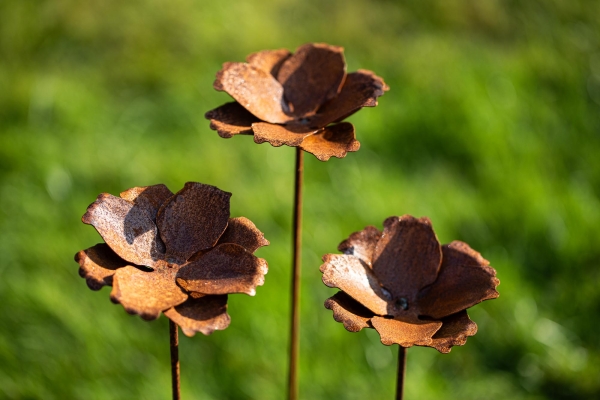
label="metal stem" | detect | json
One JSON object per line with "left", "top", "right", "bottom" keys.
{"left": 396, "top": 346, "right": 406, "bottom": 400}
{"left": 170, "top": 320, "right": 181, "bottom": 400}
{"left": 288, "top": 147, "right": 304, "bottom": 400}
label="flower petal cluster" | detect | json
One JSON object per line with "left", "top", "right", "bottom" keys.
{"left": 75, "top": 182, "right": 269, "bottom": 337}
{"left": 320, "top": 215, "right": 499, "bottom": 353}
{"left": 205, "top": 43, "right": 389, "bottom": 161}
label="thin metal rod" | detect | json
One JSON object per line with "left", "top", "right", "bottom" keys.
{"left": 288, "top": 147, "right": 304, "bottom": 400}
{"left": 396, "top": 346, "right": 406, "bottom": 400}
{"left": 170, "top": 320, "right": 181, "bottom": 400}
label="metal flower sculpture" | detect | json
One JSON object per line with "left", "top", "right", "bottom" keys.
{"left": 205, "top": 43, "right": 389, "bottom": 161}
{"left": 320, "top": 215, "right": 499, "bottom": 353}
{"left": 206, "top": 43, "right": 388, "bottom": 400}
{"left": 75, "top": 182, "right": 269, "bottom": 337}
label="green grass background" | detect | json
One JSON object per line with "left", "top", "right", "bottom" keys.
{"left": 1, "top": 0, "right": 600, "bottom": 398}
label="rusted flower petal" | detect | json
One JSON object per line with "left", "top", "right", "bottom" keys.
{"left": 252, "top": 122, "right": 317, "bottom": 147}
{"left": 246, "top": 48, "right": 291, "bottom": 77}
{"left": 372, "top": 216, "right": 442, "bottom": 302}
{"left": 309, "top": 70, "right": 389, "bottom": 128}
{"left": 299, "top": 122, "right": 360, "bottom": 161}
{"left": 429, "top": 311, "right": 478, "bottom": 354}
{"left": 320, "top": 254, "right": 390, "bottom": 316}
{"left": 324, "top": 291, "right": 374, "bottom": 332}
{"left": 371, "top": 316, "right": 442, "bottom": 347}
{"left": 217, "top": 217, "right": 270, "bottom": 253}
{"left": 82, "top": 193, "right": 165, "bottom": 267}
{"left": 164, "top": 295, "right": 231, "bottom": 337}
{"left": 75, "top": 243, "right": 128, "bottom": 290}
{"left": 418, "top": 241, "right": 500, "bottom": 319}
{"left": 205, "top": 102, "right": 260, "bottom": 139}
{"left": 176, "top": 243, "right": 268, "bottom": 296}
{"left": 337, "top": 225, "right": 381, "bottom": 267}
{"left": 110, "top": 265, "right": 188, "bottom": 320}
{"left": 277, "top": 43, "right": 346, "bottom": 117}
{"left": 321, "top": 215, "right": 498, "bottom": 353}
{"left": 120, "top": 184, "right": 174, "bottom": 220}
{"left": 157, "top": 182, "right": 231, "bottom": 264}
{"left": 214, "top": 62, "right": 290, "bottom": 124}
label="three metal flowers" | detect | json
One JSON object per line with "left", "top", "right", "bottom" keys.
{"left": 75, "top": 42, "right": 499, "bottom": 397}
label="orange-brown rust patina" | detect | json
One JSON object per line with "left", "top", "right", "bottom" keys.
{"left": 76, "top": 182, "right": 269, "bottom": 337}
{"left": 320, "top": 215, "right": 499, "bottom": 353}
{"left": 206, "top": 43, "right": 389, "bottom": 161}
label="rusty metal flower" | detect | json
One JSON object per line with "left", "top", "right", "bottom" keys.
{"left": 320, "top": 215, "right": 499, "bottom": 353}
{"left": 75, "top": 182, "right": 269, "bottom": 337}
{"left": 205, "top": 43, "right": 389, "bottom": 161}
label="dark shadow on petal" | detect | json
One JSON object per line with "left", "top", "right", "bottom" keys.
{"left": 175, "top": 295, "right": 228, "bottom": 322}
{"left": 123, "top": 204, "right": 166, "bottom": 259}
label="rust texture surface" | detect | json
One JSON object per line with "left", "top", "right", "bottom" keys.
{"left": 320, "top": 215, "right": 500, "bottom": 353}
{"left": 206, "top": 43, "right": 389, "bottom": 161}
{"left": 76, "top": 182, "right": 269, "bottom": 336}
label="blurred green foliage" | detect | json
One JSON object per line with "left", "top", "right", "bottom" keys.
{"left": 1, "top": 0, "right": 600, "bottom": 398}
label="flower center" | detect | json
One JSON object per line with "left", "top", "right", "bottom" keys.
{"left": 395, "top": 297, "right": 409, "bottom": 311}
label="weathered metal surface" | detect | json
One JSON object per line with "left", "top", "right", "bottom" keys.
{"left": 214, "top": 62, "right": 291, "bottom": 124}
{"left": 371, "top": 316, "right": 442, "bottom": 347}
{"left": 75, "top": 182, "right": 269, "bottom": 334}
{"left": 216, "top": 217, "right": 270, "bottom": 253}
{"left": 119, "top": 184, "right": 174, "bottom": 219}
{"left": 82, "top": 193, "right": 165, "bottom": 267}
{"left": 76, "top": 243, "right": 128, "bottom": 290}
{"left": 298, "top": 122, "right": 359, "bottom": 162}
{"left": 206, "top": 43, "right": 389, "bottom": 161}
{"left": 111, "top": 264, "right": 188, "bottom": 321}
{"left": 429, "top": 310, "right": 478, "bottom": 354}
{"left": 164, "top": 295, "right": 231, "bottom": 337}
{"left": 169, "top": 320, "right": 181, "bottom": 400}
{"left": 324, "top": 291, "right": 373, "bottom": 332}
{"left": 156, "top": 182, "right": 231, "bottom": 264}
{"left": 321, "top": 254, "right": 390, "bottom": 316}
{"left": 321, "top": 215, "right": 499, "bottom": 353}
{"left": 418, "top": 241, "right": 500, "bottom": 319}
{"left": 372, "top": 216, "right": 442, "bottom": 305}
{"left": 337, "top": 225, "right": 381, "bottom": 267}
{"left": 176, "top": 243, "right": 268, "bottom": 296}
{"left": 205, "top": 102, "right": 259, "bottom": 138}
{"left": 252, "top": 121, "right": 317, "bottom": 147}
{"left": 276, "top": 43, "right": 346, "bottom": 117}
{"left": 246, "top": 48, "right": 291, "bottom": 78}
{"left": 288, "top": 147, "right": 303, "bottom": 400}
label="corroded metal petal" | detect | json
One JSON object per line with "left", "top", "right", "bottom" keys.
{"left": 324, "top": 291, "right": 374, "bottom": 332}
{"left": 337, "top": 225, "right": 381, "bottom": 267}
{"left": 277, "top": 43, "right": 346, "bottom": 117}
{"left": 176, "top": 243, "right": 268, "bottom": 296}
{"left": 309, "top": 70, "right": 389, "bottom": 128}
{"left": 164, "top": 295, "right": 231, "bottom": 337}
{"left": 429, "top": 311, "right": 478, "bottom": 353}
{"left": 82, "top": 193, "right": 164, "bottom": 267}
{"left": 75, "top": 243, "right": 128, "bottom": 290}
{"left": 246, "top": 48, "right": 291, "bottom": 78}
{"left": 217, "top": 217, "right": 270, "bottom": 253}
{"left": 371, "top": 316, "right": 442, "bottom": 347}
{"left": 320, "top": 254, "right": 390, "bottom": 316}
{"left": 299, "top": 122, "right": 360, "bottom": 161}
{"left": 417, "top": 241, "right": 500, "bottom": 319}
{"left": 214, "top": 62, "right": 291, "bottom": 124}
{"left": 205, "top": 102, "right": 260, "bottom": 139}
{"left": 157, "top": 182, "right": 231, "bottom": 264}
{"left": 110, "top": 265, "right": 188, "bottom": 320}
{"left": 120, "top": 184, "right": 174, "bottom": 220}
{"left": 252, "top": 122, "right": 317, "bottom": 147}
{"left": 372, "top": 216, "right": 442, "bottom": 303}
